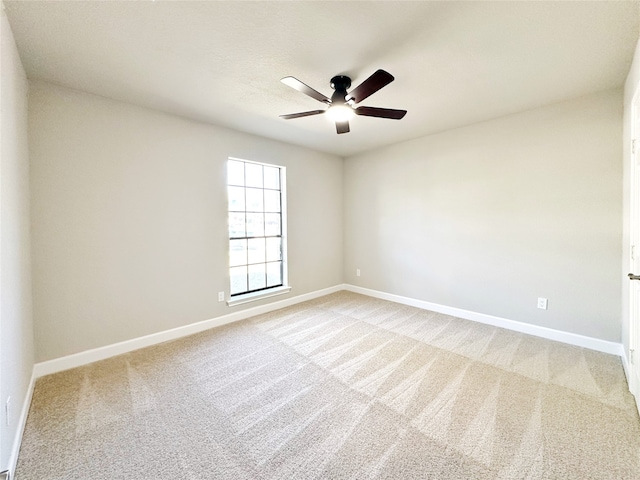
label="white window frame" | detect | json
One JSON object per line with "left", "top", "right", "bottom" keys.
{"left": 226, "top": 157, "right": 290, "bottom": 307}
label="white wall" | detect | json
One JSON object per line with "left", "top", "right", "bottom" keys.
{"left": 0, "top": 7, "right": 34, "bottom": 473}
{"left": 344, "top": 89, "right": 623, "bottom": 342}
{"left": 28, "top": 80, "right": 343, "bottom": 362}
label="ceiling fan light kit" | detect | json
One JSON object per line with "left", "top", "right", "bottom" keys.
{"left": 280, "top": 69, "right": 407, "bottom": 134}
{"left": 326, "top": 104, "right": 354, "bottom": 122}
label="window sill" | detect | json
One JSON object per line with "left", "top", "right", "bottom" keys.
{"left": 227, "top": 286, "right": 292, "bottom": 307}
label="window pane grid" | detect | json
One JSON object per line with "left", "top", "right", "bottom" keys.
{"left": 228, "top": 159, "right": 283, "bottom": 297}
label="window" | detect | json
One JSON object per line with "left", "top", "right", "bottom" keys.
{"left": 227, "top": 158, "right": 288, "bottom": 304}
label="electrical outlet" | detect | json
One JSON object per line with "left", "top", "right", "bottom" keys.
{"left": 356, "top": 269, "right": 361, "bottom": 277}
{"left": 537, "top": 298, "right": 548, "bottom": 310}
{"left": 218, "top": 292, "right": 225, "bottom": 302}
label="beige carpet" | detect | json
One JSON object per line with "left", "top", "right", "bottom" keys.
{"left": 15, "top": 291, "right": 640, "bottom": 479}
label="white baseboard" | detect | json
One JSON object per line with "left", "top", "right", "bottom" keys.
{"left": 7, "top": 370, "right": 36, "bottom": 478}
{"left": 16, "top": 282, "right": 631, "bottom": 476}
{"left": 345, "top": 284, "right": 624, "bottom": 357}
{"left": 33, "top": 284, "right": 344, "bottom": 378}
{"left": 34, "top": 282, "right": 625, "bottom": 379}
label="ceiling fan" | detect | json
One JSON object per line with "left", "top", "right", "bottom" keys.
{"left": 279, "top": 69, "right": 407, "bottom": 134}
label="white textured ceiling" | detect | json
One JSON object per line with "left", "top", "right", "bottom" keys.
{"left": 4, "top": 1, "right": 639, "bottom": 157}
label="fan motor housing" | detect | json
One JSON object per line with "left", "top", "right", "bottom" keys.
{"left": 330, "top": 75, "right": 351, "bottom": 103}
{"left": 330, "top": 75, "right": 351, "bottom": 92}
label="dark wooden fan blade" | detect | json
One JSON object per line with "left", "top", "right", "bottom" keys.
{"left": 347, "top": 70, "right": 394, "bottom": 104}
{"left": 281, "top": 77, "right": 331, "bottom": 104}
{"left": 355, "top": 106, "right": 407, "bottom": 120}
{"left": 336, "top": 120, "right": 350, "bottom": 134}
{"left": 279, "top": 110, "right": 325, "bottom": 120}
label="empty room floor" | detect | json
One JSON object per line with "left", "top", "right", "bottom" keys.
{"left": 15, "top": 292, "right": 640, "bottom": 479}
